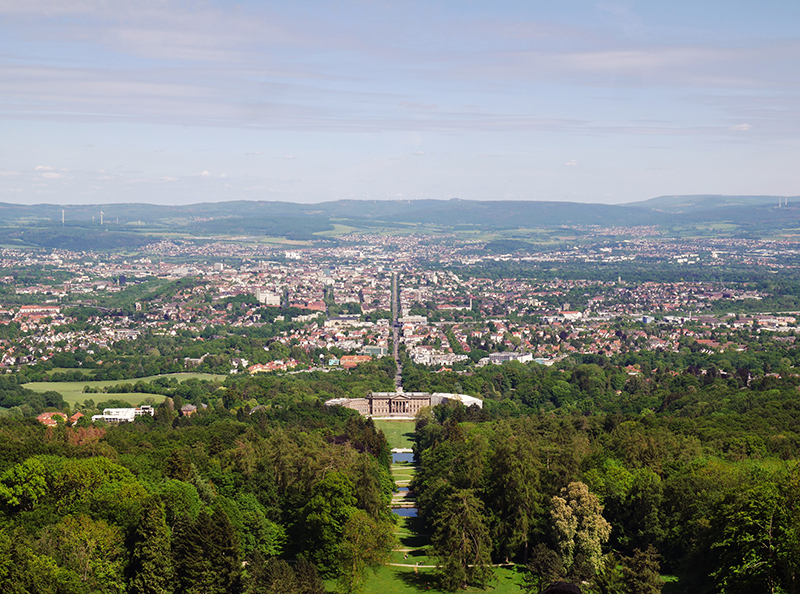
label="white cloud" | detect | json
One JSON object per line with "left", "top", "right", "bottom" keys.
{"left": 0, "top": 171, "right": 21, "bottom": 176}
{"left": 730, "top": 123, "right": 751, "bottom": 131}
{"left": 41, "top": 172, "right": 65, "bottom": 179}
{"left": 564, "top": 160, "right": 578, "bottom": 166}
{"left": 198, "top": 170, "right": 211, "bottom": 177}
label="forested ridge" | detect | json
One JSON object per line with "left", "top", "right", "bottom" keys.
{"left": 0, "top": 399, "right": 395, "bottom": 594}
{"left": 3, "top": 339, "right": 800, "bottom": 592}
{"left": 405, "top": 348, "right": 800, "bottom": 593}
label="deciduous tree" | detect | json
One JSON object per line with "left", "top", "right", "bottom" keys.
{"left": 296, "top": 471, "right": 358, "bottom": 574}
{"left": 41, "top": 514, "right": 125, "bottom": 593}
{"left": 550, "top": 482, "right": 611, "bottom": 580}
{"left": 337, "top": 509, "right": 394, "bottom": 594}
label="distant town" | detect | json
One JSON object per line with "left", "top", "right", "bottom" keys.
{"left": 0, "top": 230, "right": 795, "bottom": 382}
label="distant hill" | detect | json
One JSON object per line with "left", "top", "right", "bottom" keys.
{"left": 2, "top": 196, "right": 800, "bottom": 248}
{"left": 368, "top": 199, "right": 658, "bottom": 227}
{"left": 625, "top": 194, "right": 796, "bottom": 214}
{"left": 0, "top": 199, "right": 661, "bottom": 229}
{"left": 623, "top": 194, "right": 800, "bottom": 230}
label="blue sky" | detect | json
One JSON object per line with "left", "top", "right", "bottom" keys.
{"left": 1, "top": 0, "right": 799, "bottom": 205}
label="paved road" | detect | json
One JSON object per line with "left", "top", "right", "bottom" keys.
{"left": 392, "top": 271, "right": 403, "bottom": 392}
{"left": 387, "top": 563, "right": 436, "bottom": 568}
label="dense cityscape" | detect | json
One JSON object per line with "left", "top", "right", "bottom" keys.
{"left": 0, "top": 231, "right": 795, "bottom": 379}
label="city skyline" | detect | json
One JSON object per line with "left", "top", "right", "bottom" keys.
{"left": 1, "top": 0, "right": 799, "bottom": 205}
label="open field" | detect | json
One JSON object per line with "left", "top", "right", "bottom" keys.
{"left": 33, "top": 390, "right": 167, "bottom": 407}
{"left": 227, "top": 236, "right": 312, "bottom": 245}
{"left": 24, "top": 372, "right": 226, "bottom": 406}
{"left": 47, "top": 367, "right": 97, "bottom": 377}
{"left": 374, "top": 419, "right": 416, "bottom": 449}
{"left": 313, "top": 223, "right": 361, "bottom": 237}
{"left": 354, "top": 558, "right": 525, "bottom": 593}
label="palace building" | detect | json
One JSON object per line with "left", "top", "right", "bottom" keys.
{"left": 325, "top": 391, "right": 482, "bottom": 419}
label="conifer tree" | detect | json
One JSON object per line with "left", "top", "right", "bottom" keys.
{"left": 173, "top": 506, "right": 243, "bottom": 594}
{"left": 294, "top": 556, "right": 326, "bottom": 594}
{"left": 521, "top": 544, "right": 564, "bottom": 594}
{"left": 488, "top": 428, "right": 542, "bottom": 562}
{"left": 128, "top": 498, "right": 173, "bottom": 594}
{"left": 431, "top": 488, "right": 494, "bottom": 591}
{"left": 248, "top": 555, "right": 296, "bottom": 594}
{"left": 621, "top": 546, "right": 663, "bottom": 594}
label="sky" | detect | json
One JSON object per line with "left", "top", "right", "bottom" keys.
{"left": 1, "top": 0, "right": 799, "bottom": 206}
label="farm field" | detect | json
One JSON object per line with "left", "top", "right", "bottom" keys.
{"left": 24, "top": 372, "right": 226, "bottom": 406}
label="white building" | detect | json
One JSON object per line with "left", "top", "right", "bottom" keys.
{"left": 92, "top": 405, "right": 155, "bottom": 423}
{"left": 478, "top": 352, "right": 534, "bottom": 366}
{"left": 398, "top": 315, "right": 428, "bottom": 325}
{"left": 255, "top": 288, "right": 282, "bottom": 306}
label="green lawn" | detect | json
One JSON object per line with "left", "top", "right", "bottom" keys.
{"left": 84, "top": 393, "right": 164, "bottom": 407}
{"left": 327, "top": 512, "right": 526, "bottom": 594}
{"left": 24, "top": 385, "right": 165, "bottom": 407}
{"left": 24, "top": 372, "right": 226, "bottom": 406}
{"left": 392, "top": 464, "right": 416, "bottom": 484}
{"left": 354, "top": 562, "right": 526, "bottom": 593}
{"left": 374, "top": 419, "right": 416, "bottom": 449}
{"left": 48, "top": 367, "right": 97, "bottom": 377}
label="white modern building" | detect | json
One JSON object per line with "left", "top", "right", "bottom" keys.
{"left": 92, "top": 405, "right": 155, "bottom": 423}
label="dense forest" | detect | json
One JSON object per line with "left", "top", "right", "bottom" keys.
{"left": 412, "top": 404, "right": 800, "bottom": 593}
{"left": 3, "top": 340, "right": 800, "bottom": 592}
{"left": 401, "top": 342, "right": 800, "bottom": 593}
{"left": 0, "top": 399, "right": 394, "bottom": 594}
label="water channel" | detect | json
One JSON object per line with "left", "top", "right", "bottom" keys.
{"left": 391, "top": 451, "right": 418, "bottom": 517}
{"left": 392, "top": 507, "right": 418, "bottom": 517}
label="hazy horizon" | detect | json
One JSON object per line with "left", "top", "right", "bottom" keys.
{"left": 2, "top": 1, "right": 799, "bottom": 205}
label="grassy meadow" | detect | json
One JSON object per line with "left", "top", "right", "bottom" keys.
{"left": 351, "top": 563, "right": 525, "bottom": 594}
{"left": 24, "top": 372, "right": 226, "bottom": 406}
{"left": 359, "top": 515, "right": 525, "bottom": 594}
